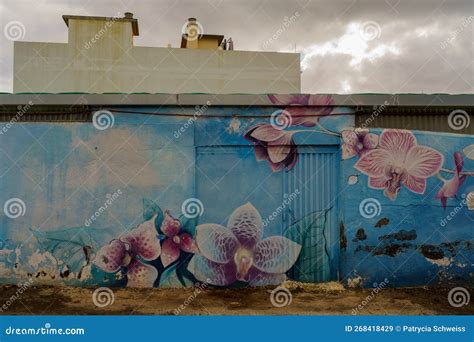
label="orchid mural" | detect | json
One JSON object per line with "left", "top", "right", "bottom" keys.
{"left": 342, "top": 128, "right": 379, "bottom": 160}
{"left": 354, "top": 130, "right": 444, "bottom": 200}
{"left": 160, "top": 211, "right": 197, "bottom": 267}
{"left": 245, "top": 95, "right": 338, "bottom": 172}
{"left": 245, "top": 124, "right": 298, "bottom": 172}
{"left": 22, "top": 200, "right": 303, "bottom": 288}
{"left": 94, "top": 215, "right": 161, "bottom": 287}
{"left": 2, "top": 102, "right": 473, "bottom": 292}
{"left": 436, "top": 152, "right": 467, "bottom": 208}
{"left": 188, "top": 203, "right": 302, "bottom": 286}
{"left": 268, "top": 94, "right": 335, "bottom": 127}
{"left": 341, "top": 128, "right": 474, "bottom": 207}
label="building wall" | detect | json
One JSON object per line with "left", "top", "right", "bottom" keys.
{"left": 13, "top": 19, "right": 300, "bottom": 94}
{"left": 0, "top": 95, "right": 472, "bottom": 288}
{"left": 340, "top": 129, "right": 474, "bottom": 287}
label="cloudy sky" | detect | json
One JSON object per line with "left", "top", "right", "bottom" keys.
{"left": 0, "top": 0, "right": 472, "bottom": 93}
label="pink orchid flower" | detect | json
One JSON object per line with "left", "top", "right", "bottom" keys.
{"left": 436, "top": 152, "right": 466, "bottom": 208}
{"left": 160, "top": 211, "right": 197, "bottom": 267}
{"left": 94, "top": 216, "right": 161, "bottom": 287}
{"left": 188, "top": 203, "right": 301, "bottom": 286}
{"left": 355, "top": 129, "right": 444, "bottom": 201}
{"left": 268, "top": 94, "right": 335, "bottom": 127}
{"left": 245, "top": 123, "right": 298, "bottom": 172}
{"left": 342, "top": 128, "right": 379, "bottom": 160}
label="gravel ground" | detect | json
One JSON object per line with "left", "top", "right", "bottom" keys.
{"left": 0, "top": 282, "right": 472, "bottom": 315}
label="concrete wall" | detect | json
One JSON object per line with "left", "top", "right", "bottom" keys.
{"left": 13, "top": 18, "right": 300, "bottom": 94}
{"left": 0, "top": 95, "right": 472, "bottom": 288}
{"left": 340, "top": 129, "right": 474, "bottom": 287}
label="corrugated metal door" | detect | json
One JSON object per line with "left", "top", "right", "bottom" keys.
{"left": 195, "top": 145, "right": 339, "bottom": 283}
{"left": 283, "top": 146, "right": 339, "bottom": 282}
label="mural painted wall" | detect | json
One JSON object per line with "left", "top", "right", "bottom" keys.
{"left": 0, "top": 95, "right": 351, "bottom": 288}
{"left": 340, "top": 128, "right": 474, "bottom": 287}
{"left": 0, "top": 94, "right": 472, "bottom": 288}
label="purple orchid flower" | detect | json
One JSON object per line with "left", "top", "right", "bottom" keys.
{"left": 160, "top": 210, "right": 197, "bottom": 267}
{"left": 342, "top": 128, "right": 379, "bottom": 160}
{"left": 245, "top": 124, "right": 298, "bottom": 172}
{"left": 268, "top": 94, "right": 335, "bottom": 127}
{"left": 188, "top": 203, "right": 301, "bottom": 286}
{"left": 94, "top": 216, "right": 161, "bottom": 287}
{"left": 355, "top": 130, "right": 444, "bottom": 201}
{"left": 436, "top": 152, "right": 467, "bottom": 208}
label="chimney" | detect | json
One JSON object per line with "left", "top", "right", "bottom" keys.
{"left": 182, "top": 17, "right": 200, "bottom": 48}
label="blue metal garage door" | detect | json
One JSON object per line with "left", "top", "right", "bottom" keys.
{"left": 283, "top": 146, "right": 339, "bottom": 282}
{"left": 195, "top": 145, "right": 339, "bottom": 282}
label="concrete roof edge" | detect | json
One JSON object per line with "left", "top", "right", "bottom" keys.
{"left": 0, "top": 93, "right": 473, "bottom": 107}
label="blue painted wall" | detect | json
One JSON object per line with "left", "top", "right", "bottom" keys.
{"left": 0, "top": 96, "right": 472, "bottom": 288}
{"left": 340, "top": 129, "right": 474, "bottom": 287}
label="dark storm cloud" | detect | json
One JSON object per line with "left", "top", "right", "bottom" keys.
{"left": 0, "top": 0, "right": 472, "bottom": 93}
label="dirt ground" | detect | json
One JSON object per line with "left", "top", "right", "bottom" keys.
{"left": 0, "top": 282, "right": 472, "bottom": 315}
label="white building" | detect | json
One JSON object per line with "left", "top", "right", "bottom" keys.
{"left": 13, "top": 13, "right": 301, "bottom": 94}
